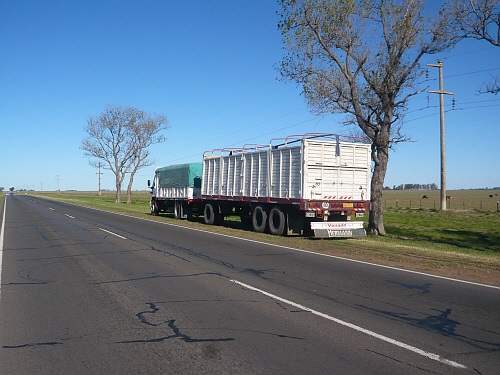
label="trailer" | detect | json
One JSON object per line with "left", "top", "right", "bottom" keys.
{"left": 149, "top": 133, "right": 371, "bottom": 237}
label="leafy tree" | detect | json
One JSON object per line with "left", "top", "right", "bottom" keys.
{"left": 447, "top": 0, "right": 500, "bottom": 94}
{"left": 81, "top": 105, "right": 168, "bottom": 203}
{"left": 277, "top": 0, "right": 454, "bottom": 234}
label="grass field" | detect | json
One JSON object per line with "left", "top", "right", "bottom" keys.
{"left": 8, "top": 189, "right": 500, "bottom": 285}
{"left": 381, "top": 189, "right": 500, "bottom": 211}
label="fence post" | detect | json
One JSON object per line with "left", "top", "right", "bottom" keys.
{"left": 396, "top": 199, "right": 398, "bottom": 208}
{"left": 480, "top": 201, "right": 482, "bottom": 211}
{"left": 497, "top": 201, "right": 499, "bottom": 211}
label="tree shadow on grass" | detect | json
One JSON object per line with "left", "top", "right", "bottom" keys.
{"left": 386, "top": 226, "right": 500, "bottom": 253}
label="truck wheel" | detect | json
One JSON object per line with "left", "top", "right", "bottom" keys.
{"left": 269, "top": 205, "right": 286, "bottom": 236}
{"left": 204, "top": 203, "right": 216, "bottom": 225}
{"left": 150, "top": 200, "right": 159, "bottom": 216}
{"left": 252, "top": 205, "right": 268, "bottom": 233}
{"left": 174, "top": 201, "right": 183, "bottom": 220}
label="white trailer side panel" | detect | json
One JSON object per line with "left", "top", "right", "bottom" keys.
{"left": 155, "top": 186, "right": 199, "bottom": 200}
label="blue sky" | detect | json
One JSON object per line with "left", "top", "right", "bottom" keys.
{"left": 1, "top": 0, "right": 499, "bottom": 192}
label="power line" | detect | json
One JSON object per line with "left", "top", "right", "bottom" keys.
{"left": 160, "top": 108, "right": 308, "bottom": 159}
{"left": 159, "top": 115, "right": 320, "bottom": 165}
{"left": 406, "top": 104, "right": 500, "bottom": 123}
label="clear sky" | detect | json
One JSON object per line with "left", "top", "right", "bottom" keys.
{"left": 1, "top": 0, "right": 499, "bottom": 192}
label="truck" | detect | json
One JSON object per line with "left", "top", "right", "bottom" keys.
{"left": 148, "top": 133, "right": 371, "bottom": 237}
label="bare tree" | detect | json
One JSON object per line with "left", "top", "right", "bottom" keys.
{"left": 125, "top": 112, "right": 169, "bottom": 204}
{"left": 277, "top": 0, "right": 454, "bottom": 235}
{"left": 448, "top": 0, "right": 500, "bottom": 94}
{"left": 81, "top": 105, "right": 168, "bottom": 203}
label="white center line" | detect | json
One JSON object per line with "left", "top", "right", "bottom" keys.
{"left": 0, "top": 196, "right": 7, "bottom": 308}
{"left": 49, "top": 207, "right": 55, "bottom": 211}
{"left": 98, "top": 228, "right": 127, "bottom": 240}
{"left": 64, "top": 214, "right": 75, "bottom": 219}
{"left": 231, "top": 279, "right": 467, "bottom": 370}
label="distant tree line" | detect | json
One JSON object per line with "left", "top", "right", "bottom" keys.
{"left": 384, "top": 184, "right": 439, "bottom": 191}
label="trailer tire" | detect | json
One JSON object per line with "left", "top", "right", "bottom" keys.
{"left": 174, "top": 201, "right": 183, "bottom": 220}
{"left": 269, "top": 205, "right": 286, "bottom": 236}
{"left": 252, "top": 205, "right": 268, "bottom": 233}
{"left": 204, "top": 203, "right": 215, "bottom": 225}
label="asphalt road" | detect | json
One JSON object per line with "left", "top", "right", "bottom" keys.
{"left": 0, "top": 194, "right": 499, "bottom": 374}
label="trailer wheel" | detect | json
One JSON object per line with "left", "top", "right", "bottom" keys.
{"left": 204, "top": 203, "right": 224, "bottom": 225}
{"left": 269, "top": 205, "right": 286, "bottom": 236}
{"left": 174, "top": 201, "right": 183, "bottom": 220}
{"left": 252, "top": 205, "right": 268, "bottom": 233}
{"left": 150, "top": 200, "right": 159, "bottom": 216}
{"left": 204, "top": 203, "right": 215, "bottom": 225}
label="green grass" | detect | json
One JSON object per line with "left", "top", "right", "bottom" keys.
{"left": 360, "top": 208, "right": 500, "bottom": 256}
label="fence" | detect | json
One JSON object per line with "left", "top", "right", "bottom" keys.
{"left": 384, "top": 198, "right": 500, "bottom": 211}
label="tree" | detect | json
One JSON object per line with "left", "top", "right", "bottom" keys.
{"left": 277, "top": 0, "right": 454, "bottom": 234}
{"left": 125, "top": 112, "right": 168, "bottom": 204}
{"left": 81, "top": 105, "right": 168, "bottom": 203}
{"left": 448, "top": 0, "right": 500, "bottom": 94}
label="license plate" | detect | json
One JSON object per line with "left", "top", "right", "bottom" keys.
{"left": 356, "top": 212, "right": 365, "bottom": 217}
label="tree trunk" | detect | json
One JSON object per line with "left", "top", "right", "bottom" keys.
{"left": 115, "top": 173, "right": 122, "bottom": 203}
{"left": 368, "top": 145, "right": 389, "bottom": 235}
{"left": 126, "top": 174, "right": 134, "bottom": 204}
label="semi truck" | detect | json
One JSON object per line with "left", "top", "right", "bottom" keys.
{"left": 148, "top": 133, "right": 371, "bottom": 237}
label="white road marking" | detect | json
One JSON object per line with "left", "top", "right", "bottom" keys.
{"left": 49, "top": 207, "right": 55, "bottom": 211}
{"left": 64, "top": 214, "right": 75, "bottom": 219}
{"left": 98, "top": 228, "right": 127, "bottom": 240}
{"left": 231, "top": 279, "right": 467, "bottom": 370}
{"left": 76, "top": 203, "right": 496, "bottom": 291}
{"left": 0, "top": 196, "right": 7, "bottom": 307}
{"left": 31, "top": 197, "right": 500, "bottom": 290}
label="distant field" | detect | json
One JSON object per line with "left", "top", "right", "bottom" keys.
{"left": 381, "top": 189, "right": 500, "bottom": 211}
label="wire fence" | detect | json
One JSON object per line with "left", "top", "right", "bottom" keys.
{"left": 384, "top": 198, "right": 500, "bottom": 211}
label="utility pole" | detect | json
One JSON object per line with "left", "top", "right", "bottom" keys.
{"left": 97, "top": 163, "right": 103, "bottom": 196}
{"left": 427, "top": 60, "right": 455, "bottom": 211}
{"left": 40, "top": 181, "right": 43, "bottom": 192}
{"left": 56, "top": 175, "right": 60, "bottom": 193}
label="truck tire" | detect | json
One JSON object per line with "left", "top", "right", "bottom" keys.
{"left": 174, "top": 201, "right": 183, "bottom": 220}
{"left": 269, "top": 205, "right": 286, "bottom": 236}
{"left": 150, "top": 200, "right": 159, "bottom": 216}
{"left": 204, "top": 203, "right": 224, "bottom": 225}
{"left": 252, "top": 205, "right": 268, "bottom": 233}
{"left": 204, "top": 203, "right": 215, "bottom": 225}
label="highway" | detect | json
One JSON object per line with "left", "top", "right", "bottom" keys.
{"left": 0, "top": 194, "right": 499, "bottom": 374}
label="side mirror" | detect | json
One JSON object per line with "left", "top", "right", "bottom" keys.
{"left": 147, "top": 180, "right": 151, "bottom": 188}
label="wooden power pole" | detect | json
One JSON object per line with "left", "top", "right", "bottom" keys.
{"left": 97, "top": 163, "right": 103, "bottom": 196}
{"left": 427, "top": 60, "right": 455, "bottom": 211}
